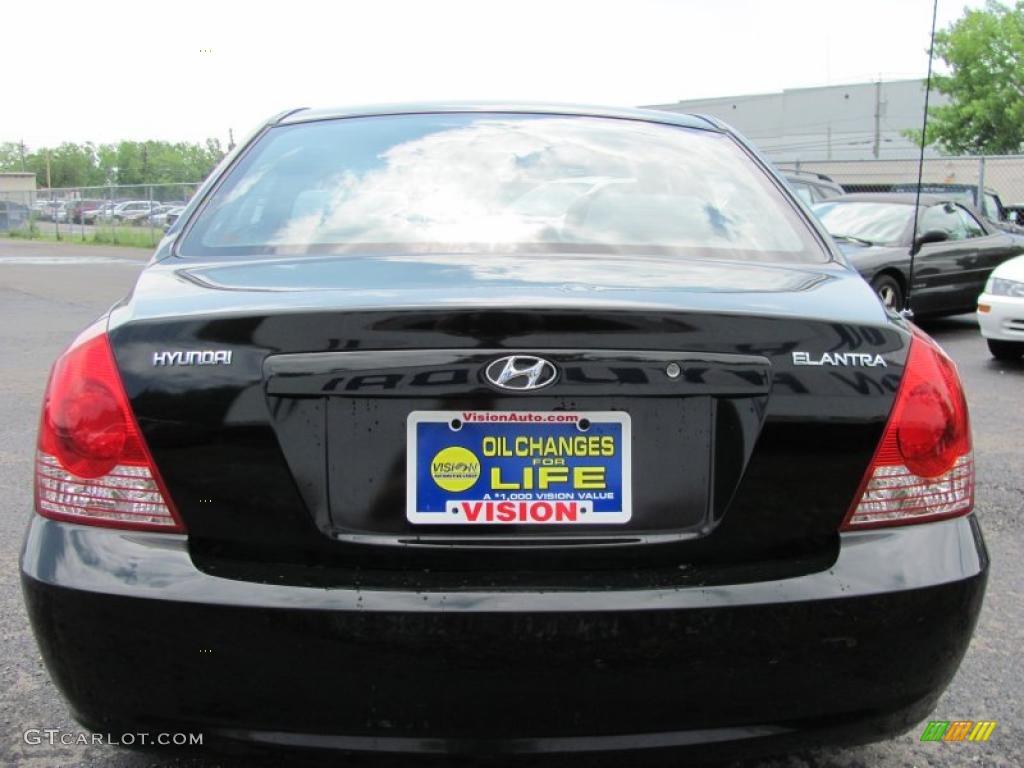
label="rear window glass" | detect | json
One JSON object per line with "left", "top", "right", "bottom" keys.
{"left": 178, "top": 113, "right": 825, "bottom": 263}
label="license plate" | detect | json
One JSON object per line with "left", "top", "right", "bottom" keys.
{"left": 407, "top": 410, "right": 631, "bottom": 525}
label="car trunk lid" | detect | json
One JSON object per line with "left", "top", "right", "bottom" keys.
{"left": 108, "top": 252, "right": 907, "bottom": 579}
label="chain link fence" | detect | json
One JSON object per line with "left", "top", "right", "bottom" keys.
{"left": 776, "top": 155, "right": 1024, "bottom": 223}
{"left": 0, "top": 183, "right": 200, "bottom": 247}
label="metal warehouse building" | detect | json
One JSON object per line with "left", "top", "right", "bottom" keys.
{"left": 644, "top": 79, "right": 948, "bottom": 162}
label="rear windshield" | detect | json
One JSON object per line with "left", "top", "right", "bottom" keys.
{"left": 178, "top": 113, "right": 825, "bottom": 263}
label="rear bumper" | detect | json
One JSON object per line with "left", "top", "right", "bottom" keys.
{"left": 21, "top": 515, "right": 988, "bottom": 758}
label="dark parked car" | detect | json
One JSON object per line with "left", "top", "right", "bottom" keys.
{"left": 813, "top": 192, "right": 1024, "bottom": 315}
{"left": 782, "top": 169, "right": 845, "bottom": 204}
{"left": 889, "top": 183, "right": 1024, "bottom": 234}
{"left": 22, "top": 105, "right": 986, "bottom": 761}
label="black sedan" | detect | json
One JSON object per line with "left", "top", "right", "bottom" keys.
{"left": 813, "top": 192, "right": 1024, "bottom": 315}
{"left": 21, "top": 105, "right": 986, "bottom": 761}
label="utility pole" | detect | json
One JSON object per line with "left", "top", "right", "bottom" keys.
{"left": 873, "top": 79, "right": 882, "bottom": 159}
{"left": 978, "top": 156, "right": 987, "bottom": 212}
{"left": 228, "top": 128, "right": 236, "bottom": 152}
{"left": 18, "top": 140, "right": 26, "bottom": 171}
{"left": 45, "top": 150, "right": 52, "bottom": 188}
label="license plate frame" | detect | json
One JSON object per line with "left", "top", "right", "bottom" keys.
{"left": 406, "top": 410, "right": 632, "bottom": 525}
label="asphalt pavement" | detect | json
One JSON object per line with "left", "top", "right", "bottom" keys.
{"left": 0, "top": 239, "right": 1020, "bottom": 767}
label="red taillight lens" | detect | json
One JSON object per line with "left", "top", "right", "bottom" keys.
{"left": 35, "top": 327, "right": 184, "bottom": 532}
{"left": 843, "top": 329, "right": 973, "bottom": 530}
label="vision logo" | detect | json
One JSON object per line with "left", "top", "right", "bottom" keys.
{"left": 430, "top": 446, "right": 480, "bottom": 492}
{"left": 920, "top": 720, "right": 997, "bottom": 742}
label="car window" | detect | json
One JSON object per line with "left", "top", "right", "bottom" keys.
{"left": 811, "top": 201, "right": 913, "bottom": 246}
{"left": 955, "top": 206, "right": 986, "bottom": 238}
{"left": 179, "top": 113, "right": 826, "bottom": 263}
{"left": 982, "top": 193, "right": 1001, "bottom": 220}
{"left": 789, "top": 182, "right": 815, "bottom": 205}
{"left": 921, "top": 204, "right": 969, "bottom": 241}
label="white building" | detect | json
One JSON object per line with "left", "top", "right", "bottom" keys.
{"left": 0, "top": 172, "right": 36, "bottom": 201}
{"left": 643, "top": 79, "right": 947, "bottom": 162}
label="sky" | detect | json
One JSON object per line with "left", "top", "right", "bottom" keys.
{"left": 4, "top": 0, "right": 987, "bottom": 149}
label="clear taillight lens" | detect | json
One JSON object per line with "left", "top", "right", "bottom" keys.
{"left": 35, "top": 325, "right": 183, "bottom": 532}
{"left": 843, "top": 328, "right": 973, "bottom": 530}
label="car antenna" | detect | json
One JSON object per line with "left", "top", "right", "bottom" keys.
{"left": 905, "top": 0, "right": 940, "bottom": 320}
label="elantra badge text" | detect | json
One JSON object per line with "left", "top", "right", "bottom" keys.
{"left": 792, "top": 351, "right": 887, "bottom": 368}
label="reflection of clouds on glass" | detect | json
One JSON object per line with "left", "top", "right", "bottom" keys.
{"left": 265, "top": 117, "right": 805, "bottom": 253}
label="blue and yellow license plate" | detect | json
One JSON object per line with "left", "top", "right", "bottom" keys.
{"left": 407, "top": 410, "right": 632, "bottom": 525}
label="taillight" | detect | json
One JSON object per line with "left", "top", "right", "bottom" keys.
{"left": 842, "top": 328, "right": 973, "bottom": 530}
{"left": 35, "top": 325, "right": 183, "bottom": 532}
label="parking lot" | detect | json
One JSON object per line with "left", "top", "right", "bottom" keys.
{"left": 0, "top": 239, "right": 1021, "bottom": 768}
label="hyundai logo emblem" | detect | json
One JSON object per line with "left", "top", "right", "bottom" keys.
{"left": 484, "top": 355, "right": 558, "bottom": 391}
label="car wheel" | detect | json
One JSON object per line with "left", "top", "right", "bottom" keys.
{"left": 871, "top": 274, "right": 903, "bottom": 311}
{"left": 987, "top": 339, "right": 1024, "bottom": 360}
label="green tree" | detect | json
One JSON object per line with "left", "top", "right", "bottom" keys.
{"left": 95, "top": 144, "right": 119, "bottom": 184}
{"left": 923, "top": 1, "right": 1024, "bottom": 154}
{"left": 0, "top": 141, "right": 30, "bottom": 171}
{"left": 42, "top": 143, "right": 105, "bottom": 187}
{"left": 0, "top": 138, "right": 225, "bottom": 188}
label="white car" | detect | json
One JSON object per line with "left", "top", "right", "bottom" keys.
{"left": 112, "top": 200, "right": 163, "bottom": 222}
{"left": 35, "top": 201, "right": 68, "bottom": 222}
{"left": 977, "top": 254, "right": 1024, "bottom": 359}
